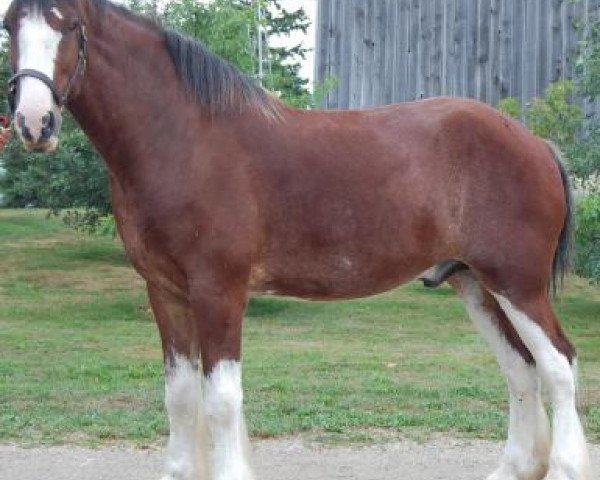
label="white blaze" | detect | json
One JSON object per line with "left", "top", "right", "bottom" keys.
{"left": 16, "top": 10, "right": 62, "bottom": 142}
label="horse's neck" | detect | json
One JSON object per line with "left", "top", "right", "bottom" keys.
{"left": 69, "top": 10, "right": 187, "bottom": 177}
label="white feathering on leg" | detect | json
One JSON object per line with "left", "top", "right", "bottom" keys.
{"left": 204, "top": 360, "right": 254, "bottom": 480}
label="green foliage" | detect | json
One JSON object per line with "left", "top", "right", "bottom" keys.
{"left": 0, "top": 116, "right": 110, "bottom": 214}
{"left": 162, "top": 0, "right": 311, "bottom": 108}
{"left": 496, "top": 81, "right": 582, "bottom": 150}
{"left": 566, "top": 126, "right": 600, "bottom": 179}
{"left": 163, "top": 0, "right": 257, "bottom": 75}
{"left": 496, "top": 97, "right": 521, "bottom": 119}
{"left": 97, "top": 214, "right": 118, "bottom": 237}
{"left": 576, "top": 20, "right": 600, "bottom": 100}
{"left": 574, "top": 194, "right": 600, "bottom": 280}
{"left": 0, "top": 36, "right": 11, "bottom": 113}
{"left": 569, "top": 18, "right": 600, "bottom": 282}
{"left": 525, "top": 81, "right": 583, "bottom": 149}
{"left": 312, "top": 75, "right": 340, "bottom": 108}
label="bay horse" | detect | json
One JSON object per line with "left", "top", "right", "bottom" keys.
{"left": 3, "top": 0, "right": 592, "bottom": 479}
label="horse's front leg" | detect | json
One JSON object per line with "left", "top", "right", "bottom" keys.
{"left": 148, "top": 284, "right": 210, "bottom": 480}
{"left": 190, "top": 273, "right": 254, "bottom": 480}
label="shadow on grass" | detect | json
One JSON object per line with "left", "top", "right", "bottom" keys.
{"left": 247, "top": 297, "right": 295, "bottom": 317}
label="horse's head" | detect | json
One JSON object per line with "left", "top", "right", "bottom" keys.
{"left": 3, "top": 0, "right": 88, "bottom": 152}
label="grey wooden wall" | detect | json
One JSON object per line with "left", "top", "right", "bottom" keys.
{"left": 316, "top": 0, "right": 600, "bottom": 110}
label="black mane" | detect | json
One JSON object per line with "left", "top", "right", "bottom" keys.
{"left": 163, "top": 30, "right": 280, "bottom": 118}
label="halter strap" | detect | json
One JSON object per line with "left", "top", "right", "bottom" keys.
{"left": 7, "top": 23, "right": 88, "bottom": 113}
{"left": 8, "top": 69, "right": 62, "bottom": 105}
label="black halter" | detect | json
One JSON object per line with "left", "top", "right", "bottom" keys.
{"left": 7, "top": 23, "right": 88, "bottom": 114}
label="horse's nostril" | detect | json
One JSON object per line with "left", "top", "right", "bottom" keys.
{"left": 16, "top": 113, "right": 34, "bottom": 142}
{"left": 40, "top": 111, "right": 56, "bottom": 141}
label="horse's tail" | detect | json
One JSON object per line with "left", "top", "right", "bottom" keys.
{"left": 545, "top": 140, "right": 574, "bottom": 294}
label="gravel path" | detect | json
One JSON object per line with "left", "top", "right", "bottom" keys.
{"left": 1, "top": 438, "right": 599, "bottom": 480}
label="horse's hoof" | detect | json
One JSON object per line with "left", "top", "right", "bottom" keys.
{"left": 486, "top": 465, "right": 546, "bottom": 480}
{"left": 542, "top": 471, "right": 591, "bottom": 480}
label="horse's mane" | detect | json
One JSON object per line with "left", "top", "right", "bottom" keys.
{"left": 163, "top": 30, "right": 282, "bottom": 119}
{"left": 8, "top": 0, "right": 282, "bottom": 119}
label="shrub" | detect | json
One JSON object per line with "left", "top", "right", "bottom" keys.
{"left": 574, "top": 194, "right": 600, "bottom": 280}
{"left": 525, "top": 81, "right": 583, "bottom": 150}
{"left": 497, "top": 97, "right": 522, "bottom": 119}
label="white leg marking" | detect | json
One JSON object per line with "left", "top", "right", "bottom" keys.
{"left": 162, "top": 355, "right": 210, "bottom": 480}
{"left": 494, "top": 295, "right": 591, "bottom": 480}
{"left": 457, "top": 276, "right": 550, "bottom": 480}
{"left": 16, "top": 11, "right": 62, "bottom": 142}
{"left": 204, "top": 360, "right": 254, "bottom": 480}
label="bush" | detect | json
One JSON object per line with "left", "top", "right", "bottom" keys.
{"left": 565, "top": 126, "right": 600, "bottom": 179}
{"left": 497, "top": 97, "right": 522, "bottom": 119}
{"left": 525, "top": 81, "right": 583, "bottom": 149}
{"left": 0, "top": 118, "right": 111, "bottom": 214}
{"left": 498, "top": 81, "right": 583, "bottom": 150}
{"left": 574, "top": 194, "right": 600, "bottom": 280}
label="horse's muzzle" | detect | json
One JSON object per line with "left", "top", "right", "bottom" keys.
{"left": 23, "top": 136, "right": 59, "bottom": 153}
{"left": 16, "top": 110, "right": 60, "bottom": 153}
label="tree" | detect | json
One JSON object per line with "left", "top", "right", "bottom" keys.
{"left": 0, "top": 37, "right": 11, "bottom": 112}
{"left": 163, "top": 0, "right": 311, "bottom": 107}
{"left": 0, "top": 115, "right": 111, "bottom": 213}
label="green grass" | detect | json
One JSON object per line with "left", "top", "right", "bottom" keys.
{"left": 1, "top": 209, "right": 599, "bottom": 446}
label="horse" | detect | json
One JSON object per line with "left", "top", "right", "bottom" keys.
{"left": 3, "top": 0, "right": 591, "bottom": 479}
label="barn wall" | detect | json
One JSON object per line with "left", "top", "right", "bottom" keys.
{"left": 316, "top": 0, "right": 600, "bottom": 111}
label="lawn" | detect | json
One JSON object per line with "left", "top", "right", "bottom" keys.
{"left": 1, "top": 209, "right": 599, "bottom": 446}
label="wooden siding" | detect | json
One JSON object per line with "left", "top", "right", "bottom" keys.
{"left": 316, "top": 0, "right": 600, "bottom": 110}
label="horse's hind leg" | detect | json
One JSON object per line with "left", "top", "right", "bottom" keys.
{"left": 449, "top": 272, "right": 551, "bottom": 480}
{"left": 491, "top": 290, "right": 591, "bottom": 480}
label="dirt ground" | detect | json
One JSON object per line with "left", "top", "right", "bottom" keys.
{"left": 1, "top": 437, "right": 599, "bottom": 480}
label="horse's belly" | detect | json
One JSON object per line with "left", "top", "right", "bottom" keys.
{"left": 248, "top": 253, "right": 428, "bottom": 300}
